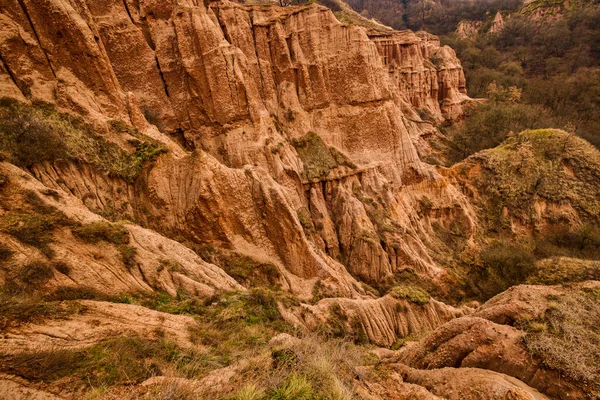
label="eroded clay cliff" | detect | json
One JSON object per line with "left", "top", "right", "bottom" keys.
{"left": 0, "top": 0, "right": 474, "bottom": 299}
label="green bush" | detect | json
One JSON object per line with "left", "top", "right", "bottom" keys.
{"left": 389, "top": 285, "right": 430, "bottom": 305}
{"left": 445, "top": 102, "right": 558, "bottom": 162}
{"left": 118, "top": 244, "right": 137, "bottom": 269}
{"left": 0, "top": 99, "right": 69, "bottom": 167}
{"left": 71, "top": 222, "right": 130, "bottom": 245}
{"left": 108, "top": 119, "right": 138, "bottom": 135}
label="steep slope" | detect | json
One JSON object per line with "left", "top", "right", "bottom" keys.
{"left": 0, "top": 0, "right": 473, "bottom": 299}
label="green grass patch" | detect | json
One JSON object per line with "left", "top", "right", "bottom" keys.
{"left": 291, "top": 132, "right": 355, "bottom": 181}
{"left": 108, "top": 119, "right": 138, "bottom": 135}
{"left": 389, "top": 285, "right": 430, "bottom": 305}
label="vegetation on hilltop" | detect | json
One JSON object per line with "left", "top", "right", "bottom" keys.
{"left": 450, "top": 129, "right": 600, "bottom": 298}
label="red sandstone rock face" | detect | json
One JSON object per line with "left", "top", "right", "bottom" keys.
{"left": 0, "top": 0, "right": 475, "bottom": 296}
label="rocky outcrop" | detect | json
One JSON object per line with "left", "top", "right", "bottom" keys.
{"left": 0, "top": 300, "right": 200, "bottom": 355}
{"left": 390, "top": 283, "right": 600, "bottom": 399}
{"left": 0, "top": 0, "right": 477, "bottom": 365}
{"left": 301, "top": 295, "right": 464, "bottom": 346}
{"left": 489, "top": 11, "right": 505, "bottom": 33}
{"left": 456, "top": 20, "right": 482, "bottom": 39}
{"left": 368, "top": 30, "right": 470, "bottom": 121}
{"left": 0, "top": 162, "right": 242, "bottom": 297}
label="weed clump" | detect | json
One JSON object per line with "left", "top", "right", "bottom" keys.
{"left": 187, "top": 244, "right": 282, "bottom": 289}
{"left": 0, "top": 243, "right": 13, "bottom": 264}
{"left": 221, "top": 254, "right": 281, "bottom": 289}
{"left": 0, "top": 291, "right": 72, "bottom": 330}
{"left": 108, "top": 119, "right": 138, "bottom": 135}
{"left": 475, "top": 240, "right": 535, "bottom": 298}
{"left": 2, "top": 212, "right": 68, "bottom": 258}
{"left": 18, "top": 261, "right": 54, "bottom": 286}
{"left": 0, "top": 98, "right": 69, "bottom": 167}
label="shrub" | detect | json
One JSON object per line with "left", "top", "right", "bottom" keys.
{"left": 478, "top": 241, "right": 535, "bottom": 297}
{"left": 0, "top": 191, "right": 73, "bottom": 258}
{"left": 389, "top": 285, "right": 430, "bottom": 305}
{"left": 44, "top": 286, "right": 112, "bottom": 301}
{"left": 0, "top": 243, "right": 13, "bottom": 263}
{"left": 71, "top": 222, "right": 130, "bottom": 245}
{"left": 2, "top": 213, "right": 64, "bottom": 258}
{"left": 444, "top": 102, "right": 557, "bottom": 162}
{"left": 0, "top": 98, "right": 69, "bottom": 167}
{"left": 189, "top": 246, "right": 282, "bottom": 289}
{"left": 0, "top": 98, "right": 167, "bottom": 183}
{"left": 222, "top": 254, "right": 281, "bottom": 289}
{"left": 535, "top": 223, "right": 600, "bottom": 261}
{"left": 318, "top": 0, "right": 341, "bottom": 12}
{"left": 118, "top": 244, "right": 137, "bottom": 269}
{"left": 297, "top": 208, "right": 314, "bottom": 234}
{"left": 107, "top": 119, "right": 138, "bottom": 135}
{"left": 52, "top": 261, "right": 71, "bottom": 276}
{"left": 18, "top": 261, "right": 54, "bottom": 286}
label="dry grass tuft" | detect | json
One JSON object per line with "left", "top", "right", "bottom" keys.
{"left": 523, "top": 289, "right": 600, "bottom": 396}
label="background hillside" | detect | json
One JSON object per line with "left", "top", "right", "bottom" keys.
{"left": 328, "top": 0, "right": 600, "bottom": 152}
